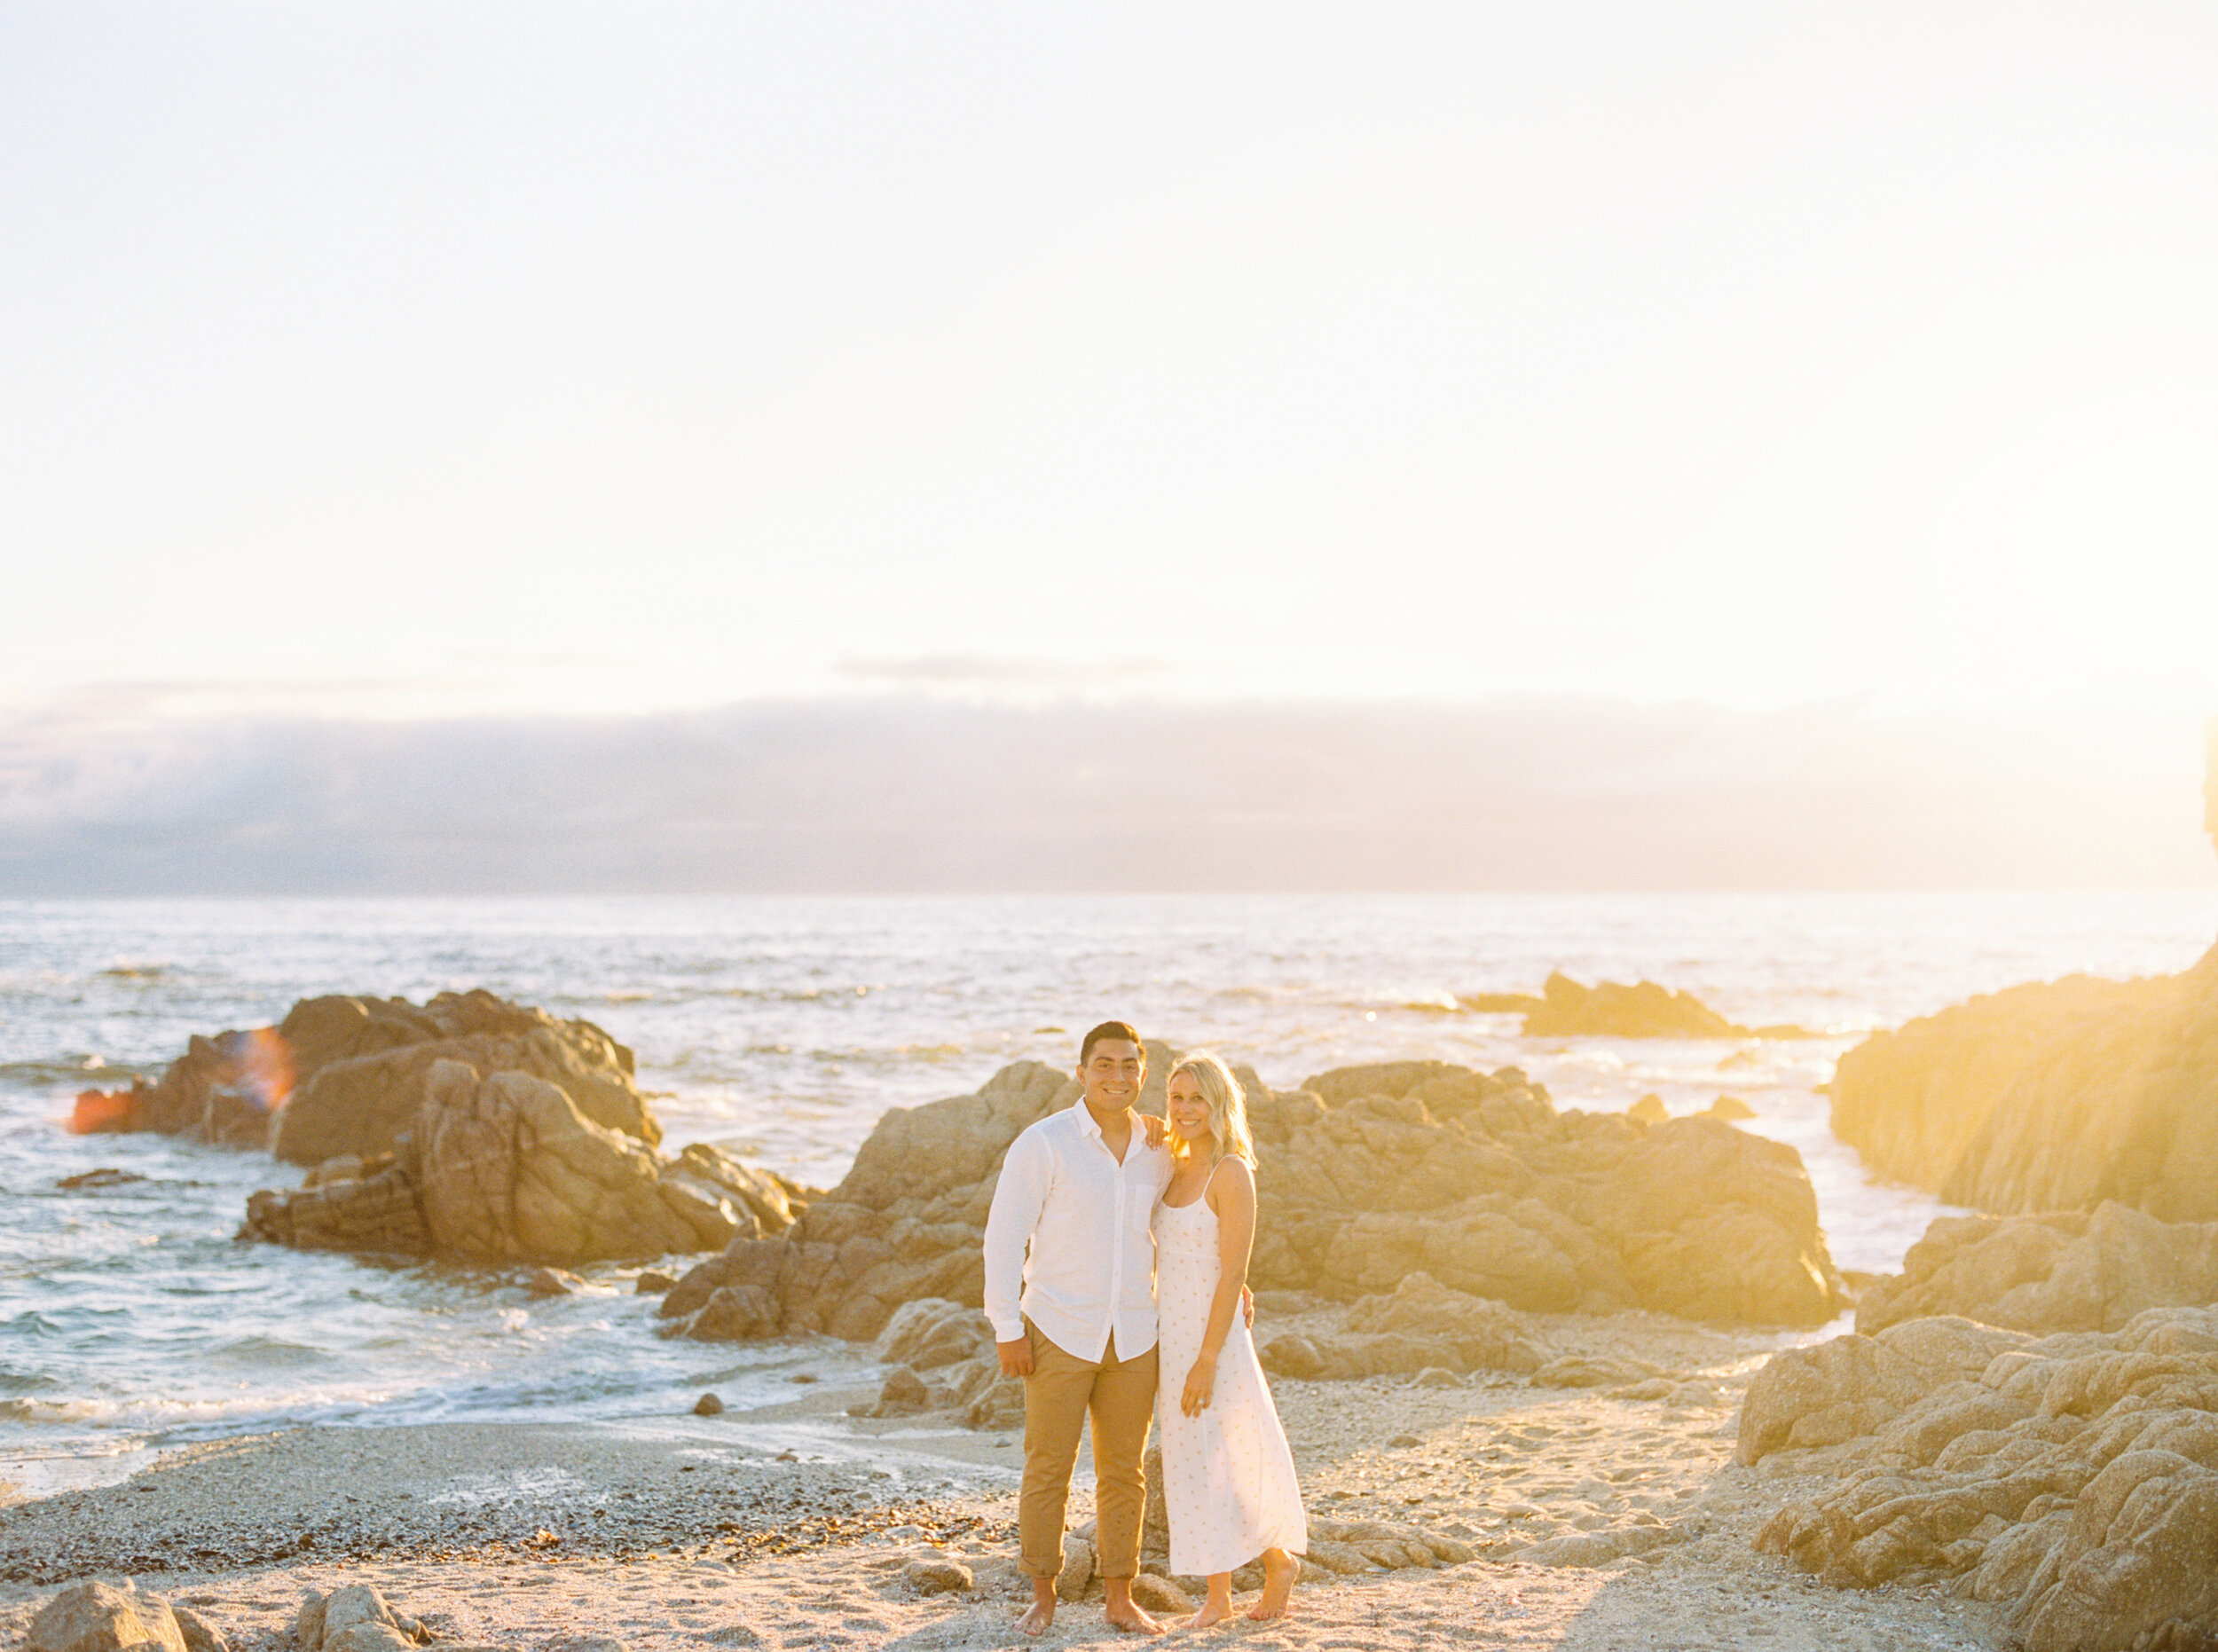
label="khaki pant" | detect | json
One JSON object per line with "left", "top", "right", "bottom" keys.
{"left": 1019, "top": 1319, "right": 1157, "bottom": 1582}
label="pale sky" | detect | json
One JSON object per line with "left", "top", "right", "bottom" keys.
{"left": 4, "top": 3, "right": 2216, "bottom": 726}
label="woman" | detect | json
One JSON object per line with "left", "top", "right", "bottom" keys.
{"left": 1153, "top": 1051, "right": 1306, "bottom": 1627}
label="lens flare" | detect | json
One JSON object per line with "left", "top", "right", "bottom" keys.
{"left": 224, "top": 1026, "right": 295, "bottom": 1112}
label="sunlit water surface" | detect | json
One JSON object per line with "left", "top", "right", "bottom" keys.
{"left": 4, "top": 893, "right": 2213, "bottom": 1491}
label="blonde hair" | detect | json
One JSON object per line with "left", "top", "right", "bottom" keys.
{"left": 1166, "top": 1050, "right": 1255, "bottom": 1168}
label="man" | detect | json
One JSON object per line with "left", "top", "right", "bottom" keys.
{"left": 982, "top": 1020, "right": 1173, "bottom": 1636}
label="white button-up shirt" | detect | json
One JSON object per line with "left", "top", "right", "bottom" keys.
{"left": 982, "top": 1101, "right": 1174, "bottom": 1362}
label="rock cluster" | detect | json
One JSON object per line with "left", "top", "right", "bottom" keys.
{"left": 295, "top": 1585, "right": 436, "bottom": 1652}
{"left": 243, "top": 1061, "right": 801, "bottom": 1265}
{"left": 1855, "top": 1203, "right": 2218, "bottom": 1336}
{"left": 72, "top": 990, "right": 659, "bottom": 1160}
{"left": 1740, "top": 1306, "right": 2218, "bottom": 1652}
{"left": 1461, "top": 972, "right": 1815, "bottom": 1040}
{"left": 661, "top": 1051, "right": 1844, "bottom": 1357}
{"left": 1829, "top": 940, "right": 2218, "bottom": 1218}
{"left": 857, "top": 1297, "right": 1024, "bottom": 1429}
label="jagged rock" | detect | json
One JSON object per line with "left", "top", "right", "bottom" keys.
{"left": 1856, "top": 1204, "right": 2218, "bottom": 1335}
{"left": 171, "top": 1609, "right": 228, "bottom": 1652}
{"left": 1829, "top": 941, "right": 2218, "bottom": 1218}
{"left": 875, "top": 1366, "right": 931, "bottom": 1414}
{"left": 244, "top": 1161, "right": 429, "bottom": 1255}
{"left": 845, "top": 1298, "right": 1022, "bottom": 1427}
{"left": 525, "top": 1267, "right": 581, "bottom": 1297}
{"left": 634, "top": 1270, "right": 676, "bottom": 1294}
{"left": 1744, "top": 1305, "right": 2218, "bottom": 1652}
{"left": 662, "top": 1052, "right": 1843, "bottom": 1360}
{"left": 314, "top": 1586, "right": 408, "bottom": 1652}
{"left": 1735, "top": 1314, "right": 2033, "bottom": 1465}
{"left": 28, "top": 1581, "right": 187, "bottom": 1652}
{"left": 272, "top": 992, "right": 657, "bottom": 1165}
{"left": 80, "top": 990, "right": 657, "bottom": 1158}
{"left": 244, "top": 1063, "right": 802, "bottom": 1265}
{"left": 672, "top": 1285, "right": 781, "bottom": 1341}
{"left": 1126, "top": 1575, "right": 1191, "bottom": 1615}
{"left": 1519, "top": 972, "right": 1816, "bottom": 1040}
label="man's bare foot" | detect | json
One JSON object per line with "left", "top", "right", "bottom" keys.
{"left": 1015, "top": 1579, "right": 1057, "bottom": 1637}
{"left": 1101, "top": 1580, "right": 1165, "bottom": 1636}
{"left": 1104, "top": 1601, "right": 1165, "bottom": 1635}
{"left": 1246, "top": 1551, "right": 1300, "bottom": 1621}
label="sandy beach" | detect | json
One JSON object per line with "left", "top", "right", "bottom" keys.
{"left": 0, "top": 1308, "right": 2010, "bottom": 1652}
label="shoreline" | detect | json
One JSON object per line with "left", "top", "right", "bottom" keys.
{"left": 0, "top": 1312, "right": 2011, "bottom": 1650}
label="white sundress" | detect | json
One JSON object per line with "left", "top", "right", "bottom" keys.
{"left": 1152, "top": 1184, "right": 1308, "bottom": 1577}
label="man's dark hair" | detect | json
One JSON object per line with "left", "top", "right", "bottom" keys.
{"left": 1079, "top": 1020, "right": 1144, "bottom": 1066}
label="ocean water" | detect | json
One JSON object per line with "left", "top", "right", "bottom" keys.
{"left": 4, "top": 891, "right": 2214, "bottom": 1494}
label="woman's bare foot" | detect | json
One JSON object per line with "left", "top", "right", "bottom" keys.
{"left": 1182, "top": 1577, "right": 1237, "bottom": 1632}
{"left": 1246, "top": 1551, "right": 1300, "bottom": 1621}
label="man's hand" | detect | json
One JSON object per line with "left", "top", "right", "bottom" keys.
{"left": 1242, "top": 1285, "right": 1255, "bottom": 1327}
{"left": 997, "top": 1335, "right": 1035, "bottom": 1378}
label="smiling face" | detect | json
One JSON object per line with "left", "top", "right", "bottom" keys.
{"left": 1166, "top": 1069, "right": 1215, "bottom": 1152}
{"left": 1077, "top": 1037, "right": 1145, "bottom": 1117}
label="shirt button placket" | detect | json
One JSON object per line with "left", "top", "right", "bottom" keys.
{"left": 1110, "top": 1160, "right": 1128, "bottom": 1352}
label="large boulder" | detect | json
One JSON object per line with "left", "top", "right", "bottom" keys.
{"left": 661, "top": 1051, "right": 1843, "bottom": 1351}
{"left": 1856, "top": 1204, "right": 2218, "bottom": 1335}
{"left": 1829, "top": 940, "right": 2218, "bottom": 1218}
{"left": 242, "top": 1062, "right": 801, "bottom": 1265}
{"left": 71, "top": 989, "right": 657, "bottom": 1160}
{"left": 1745, "top": 1305, "right": 2218, "bottom": 1652}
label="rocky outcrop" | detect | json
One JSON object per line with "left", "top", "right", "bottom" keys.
{"left": 853, "top": 1297, "right": 1024, "bottom": 1428}
{"left": 70, "top": 989, "right": 657, "bottom": 1160}
{"left": 661, "top": 1052, "right": 1844, "bottom": 1354}
{"left": 1461, "top": 972, "right": 1815, "bottom": 1040}
{"left": 1742, "top": 1305, "right": 2218, "bottom": 1652}
{"left": 1856, "top": 1204, "right": 2218, "bottom": 1335}
{"left": 1829, "top": 942, "right": 2218, "bottom": 1218}
{"left": 243, "top": 1061, "right": 801, "bottom": 1265}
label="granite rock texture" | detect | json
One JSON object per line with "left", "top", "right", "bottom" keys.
{"left": 243, "top": 1062, "right": 800, "bottom": 1265}
{"left": 1855, "top": 1203, "right": 2218, "bottom": 1336}
{"left": 1829, "top": 940, "right": 2218, "bottom": 1218}
{"left": 662, "top": 1052, "right": 1844, "bottom": 1352}
{"left": 72, "top": 990, "right": 657, "bottom": 1160}
{"left": 1742, "top": 1305, "right": 2218, "bottom": 1652}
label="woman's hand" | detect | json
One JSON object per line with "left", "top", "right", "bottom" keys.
{"left": 1141, "top": 1113, "right": 1170, "bottom": 1150}
{"left": 1181, "top": 1354, "right": 1218, "bottom": 1416}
